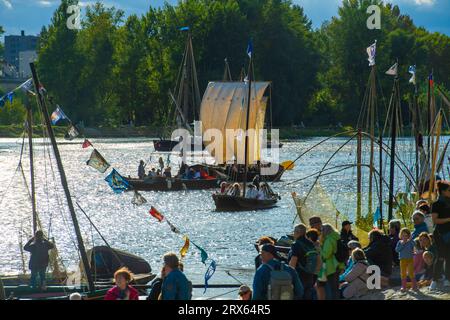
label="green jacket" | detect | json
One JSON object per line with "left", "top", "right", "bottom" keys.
{"left": 321, "top": 230, "right": 341, "bottom": 276}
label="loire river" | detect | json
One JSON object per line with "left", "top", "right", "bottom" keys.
{"left": 0, "top": 136, "right": 447, "bottom": 299}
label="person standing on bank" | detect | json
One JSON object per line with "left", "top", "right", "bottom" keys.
{"left": 23, "top": 230, "right": 54, "bottom": 290}
{"left": 161, "top": 252, "right": 191, "bottom": 300}
{"left": 340, "top": 221, "right": 359, "bottom": 247}
{"left": 430, "top": 181, "right": 450, "bottom": 290}
{"left": 288, "top": 223, "right": 316, "bottom": 300}
{"left": 252, "top": 244, "right": 304, "bottom": 300}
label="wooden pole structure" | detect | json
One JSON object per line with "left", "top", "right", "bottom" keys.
{"left": 356, "top": 128, "right": 362, "bottom": 220}
{"left": 25, "top": 97, "right": 37, "bottom": 235}
{"left": 388, "top": 78, "right": 399, "bottom": 221}
{"left": 29, "top": 63, "right": 95, "bottom": 293}
{"left": 223, "top": 58, "right": 232, "bottom": 81}
{"left": 242, "top": 56, "right": 253, "bottom": 197}
{"left": 427, "top": 71, "right": 432, "bottom": 157}
{"left": 368, "top": 67, "right": 376, "bottom": 215}
{"left": 413, "top": 81, "right": 420, "bottom": 189}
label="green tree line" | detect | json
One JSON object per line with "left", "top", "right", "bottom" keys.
{"left": 1, "top": 0, "right": 449, "bottom": 128}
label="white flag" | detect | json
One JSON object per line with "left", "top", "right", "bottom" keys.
{"left": 18, "top": 78, "right": 34, "bottom": 94}
{"left": 385, "top": 63, "right": 398, "bottom": 76}
{"left": 367, "top": 41, "right": 377, "bottom": 67}
{"left": 408, "top": 65, "right": 416, "bottom": 85}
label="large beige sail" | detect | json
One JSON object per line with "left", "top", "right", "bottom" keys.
{"left": 199, "top": 81, "right": 270, "bottom": 164}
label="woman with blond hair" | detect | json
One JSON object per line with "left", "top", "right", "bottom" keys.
{"left": 104, "top": 267, "right": 139, "bottom": 300}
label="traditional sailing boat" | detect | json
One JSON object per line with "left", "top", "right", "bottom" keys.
{"left": 153, "top": 28, "right": 202, "bottom": 152}
{"left": 2, "top": 64, "right": 154, "bottom": 299}
{"left": 211, "top": 43, "right": 280, "bottom": 211}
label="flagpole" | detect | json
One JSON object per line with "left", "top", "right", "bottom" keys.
{"left": 388, "top": 66, "right": 399, "bottom": 222}
{"left": 25, "top": 95, "right": 37, "bottom": 234}
{"left": 29, "top": 62, "right": 96, "bottom": 293}
{"left": 242, "top": 52, "right": 253, "bottom": 198}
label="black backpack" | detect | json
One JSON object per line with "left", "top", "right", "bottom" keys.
{"left": 335, "top": 239, "right": 349, "bottom": 263}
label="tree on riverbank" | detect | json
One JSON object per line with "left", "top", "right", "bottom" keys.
{"left": 4, "top": 0, "right": 450, "bottom": 128}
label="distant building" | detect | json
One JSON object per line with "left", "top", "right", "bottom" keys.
{"left": 19, "top": 50, "right": 37, "bottom": 78}
{"left": 4, "top": 30, "right": 39, "bottom": 75}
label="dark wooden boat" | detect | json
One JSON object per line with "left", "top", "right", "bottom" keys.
{"left": 153, "top": 139, "right": 179, "bottom": 152}
{"left": 3, "top": 285, "right": 109, "bottom": 300}
{"left": 127, "top": 176, "right": 220, "bottom": 191}
{"left": 153, "top": 138, "right": 206, "bottom": 152}
{"left": 211, "top": 163, "right": 285, "bottom": 182}
{"left": 86, "top": 246, "right": 155, "bottom": 285}
{"left": 213, "top": 193, "right": 279, "bottom": 211}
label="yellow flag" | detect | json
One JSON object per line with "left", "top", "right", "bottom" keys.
{"left": 281, "top": 160, "right": 295, "bottom": 171}
{"left": 180, "top": 235, "right": 190, "bottom": 259}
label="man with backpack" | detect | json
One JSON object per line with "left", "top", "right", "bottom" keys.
{"left": 253, "top": 244, "right": 304, "bottom": 300}
{"left": 288, "top": 223, "right": 317, "bottom": 300}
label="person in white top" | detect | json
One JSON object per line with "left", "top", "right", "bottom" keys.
{"left": 246, "top": 184, "right": 258, "bottom": 199}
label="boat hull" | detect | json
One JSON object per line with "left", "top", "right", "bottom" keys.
{"left": 127, "top": 177, "right": 220, "bottom": 191}
{"left": 213, "top": 194, "right": 278, "bottom": 211}
{"left": 212, "top": 164, "right": 285, "bottom": 182}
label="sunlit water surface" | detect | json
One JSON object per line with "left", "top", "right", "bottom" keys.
{"left": 0, "top": 136, "right": 448, "bottom": 299}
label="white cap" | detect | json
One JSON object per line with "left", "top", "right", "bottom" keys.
{"left": 69, "top": 292, "right": 82, "bottom": 300}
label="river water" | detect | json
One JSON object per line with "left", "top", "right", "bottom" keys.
{"left": 0, "top": 136, "right": 448, "bottom": 299}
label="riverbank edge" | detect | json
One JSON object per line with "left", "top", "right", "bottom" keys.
{"left": 1, "top": 125, "right": 447, "bottom": 139}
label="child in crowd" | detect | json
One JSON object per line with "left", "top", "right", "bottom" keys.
{"left": 413, "top": 239, "right": 425, "bottom": 281}
{"left": 395, "top": 228, "right": 417, "bottom": 291}
{"left": 411, "top": 211, "right": 429, "bottom": 239}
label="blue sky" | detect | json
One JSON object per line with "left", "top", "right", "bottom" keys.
{"left": 1, "top": 0, "right": 449, "bottom": 39}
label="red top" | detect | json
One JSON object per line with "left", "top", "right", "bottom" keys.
{"left": 104, "top": 285, "right": 139, "bottom": 300}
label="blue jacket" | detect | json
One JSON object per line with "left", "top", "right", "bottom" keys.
{"left": 161, "top": 269, "right": 191, "bottom": 300}
{"left": 412, "top": 222, "right": 429, "bottom": 240}
{"left": 339, "top": 258, "right": 354, "bottom": 282}
{"left": 252, "top": 258, "right": 304, "bottom": 300}
{"left": 395, "top": 239, "right": 415, "bottom": 260}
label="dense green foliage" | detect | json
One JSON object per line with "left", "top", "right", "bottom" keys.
{"left": 2, "top": 0, "right": 450, "bottom": 127}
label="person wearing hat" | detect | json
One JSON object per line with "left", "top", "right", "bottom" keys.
{"left": 252, "top": 244, "right": 304, "bottom": 300}
{"left": 238, "top": 285, "right": 252, "bottom": 300}
{"left": 340, "top": 221, "right": 359, "bottom": 248}
{"left": 309, "top": 216, "right": 322, "bottom": 232}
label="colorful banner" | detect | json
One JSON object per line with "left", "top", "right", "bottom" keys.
{"left": 180, "top": 235, "right": 190, "bottom": 259}
{"left": 64, "top": 124, "right": 80, "bottom": 141}
{"left": 82, "top": 139, "right": 93, "bottom": 149}
{"left": 86, "top": 149, "right": 110, "bottom": 173}
{"left": 131, "top": 190, "right": 147, "bottom": 206}
{"left": 204, "top": 260, "right": 217, "bottom": 293}
{"left": 149, "top": 206, "right": 165, "bottom": 222}
{"left": 104, "top": 169, "right": 129, "bottom": 193}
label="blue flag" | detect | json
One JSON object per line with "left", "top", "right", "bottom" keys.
{"left": 408, "top": 65, "right": 416, "bottom": 85}
{"left": 192, "top": 241, "right": 208, "bottom": 264}
{"left": 105, "top": 168, "right": 129, "bottom": 193}
{"left": 179, "top": 26, "right": 190, "bottom": 31}
{"left": 204, "top": 260, "right": 216, "bottom": 294}
{"left": 51, "top": 106, "right": 68, "bottom": 125}
{"left": 246, "top": 39, "right": 253, "bottom": 58}
{"left": 373, "top": 206, "right": 381, "bottom": 227}
{"left": 6, "top": 92, "right": 14, "bottom": 104}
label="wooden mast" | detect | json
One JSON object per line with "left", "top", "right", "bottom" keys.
{"left": 223, "top": 58, "right": 232, "bottom": 81}
{"left": 388, "top": 74, "right": 400, "bottom": 221}
{"left": 242, "top": 55, "right": 253, "bottom": 197}
{"left": 29, "top": 63, "right": 95, "bottom": 293}
{"left": 25, "top": 96, "right": 37, "bottom": 234}
{"left": 356, "top": 128, "right": 362, "bottom": 221}
{"left": 413, "top": 79, "right": 420, "bottom": 189}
